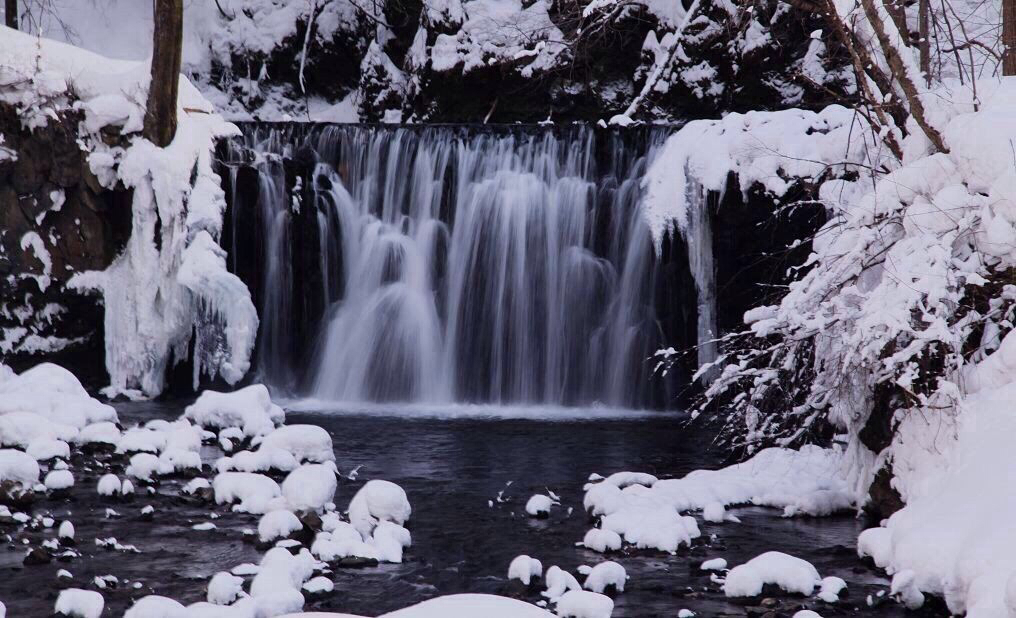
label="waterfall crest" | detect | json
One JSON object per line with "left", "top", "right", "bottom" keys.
{"left": 224, "top": 125, "right": 674, "bottom": 409}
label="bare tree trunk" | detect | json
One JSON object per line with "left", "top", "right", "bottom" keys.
{"left": 144, "top": 0, "right": 184, "bottom": 147}
{"left": 918, "top": 0, "right": 931, "bottom": 83}
{"left": 1004, "top": 0, "right": 1016, "bottom": 75}
{"left": 861, "top": 0, "right": 949, "bottom": 152}
{"left": 5, "top": 0, "right": 17, "bottom": 29}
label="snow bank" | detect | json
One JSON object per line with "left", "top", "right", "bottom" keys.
{"left": 642, "top": 105, "right": 861, "bottom": 248}
{"left": 0, "top": 364, "right": 117, "bottom": 428}
{"left": 0, "top": 26, "right": 255, "bottom": 397}
{"left": 723, "top": 552, "right": 821, "bottom": 598}
{"left": 583, "top": 445, "right": 848, "bottom": 552}
{"left": 185, "top": 385, "right": 284, "bottom": 438}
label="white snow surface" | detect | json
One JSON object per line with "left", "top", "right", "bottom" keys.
{"left": 554, "top": 590, "right": 614, "bottom": 618}
{"left": 258, "top": 425, "right": 335, "bottom": 463}
{"left": 348, "top": 479, "right": 412, "bottom": 536}
{"left": 508, "top": 555, "right": 544, "bottom": 586}
{"left": 213, "top": 472, "right": 283, "bottom": 514}
{"left": 0, "top": 449, "right": 40, "bottom": 485}
{"left": 582, "top": 561, "right": 627, "bottom": 594}
{"left": 282, "top": 464, "right": 337, "bottom": 512}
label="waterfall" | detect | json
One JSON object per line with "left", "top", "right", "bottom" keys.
{"left": 223, "top": 125, "right": 675, "bottom": 409}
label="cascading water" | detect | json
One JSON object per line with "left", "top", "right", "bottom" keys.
{"left": 222, "top": 125, "right": 677, "bottom": 409}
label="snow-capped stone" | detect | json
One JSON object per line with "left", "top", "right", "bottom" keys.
{"left": 818, "top": 576, "right": 846, "bottom": 602}
{"left": 582, "top": 528, "right": 622, "bottom": 553}
{"left": 58, "top": 521, "right": 74, "bottom": 541}
{"left": 282, "top": 464, "right": 337, "bottom": 512}
{"left": 0, "top": 412, "right": 77, "bottom": 448}
{"left": 97, "top": 474, "right": 122, "bottom": 496}
{"left": 213, "top": 472, "right": 283, "bottom": 514}
{"left": 44, "top": 469, "right": 74, "bottom": 490}
{"left": 258, "top": 509, "right": 303, "bottom": 543}
{"left": 116, "top": 428, "right": 166, "bottom": 454}
{"left": 525, "top": 494, "right": 554, "bottom": 517}
{"left": 700, "top": 558, "right": 727, "bottom": 571}
{"left": 555, "top": 590, "right": 614, "bottom": 618}
{"left": 54, "top": 588, "right": 104, "bottom": 618}
{"left": 74, "top": 423, "right": 121, "bottom": 446}
{"left": 216, "top": 447, "right": 298, "bottom": 474}
{"left": 303, "top": 576, "right": 334, "bottom": 594}
{"left": 348, "top": 479, "right": 411, "bottom": 536}
{"left": 723, "top": 552, "right": 821, "bottom": 598}
{"left": 368, "top": 520, "right": 412, "bottom": 563}
{"left": 508, "top": 555, "right": 543, "bottom": 586}
{"left": 27, "top": 438, "right": 70, "bottom": 461}
{"left": 207, "top": 571, "right": 244, "bottom": 605}
{"left": 0, "top": 449, "right": 41, "bottom": 485}
{"left": 543, "top": 565, "right": 582, "bottom": 602}
{"left": 582, "top": 561, "right": 626, "bottom": 594}
{"left": 123, "top": 595, "right": 187, "bottom": 618}
{"left": 702, "top": 502, "right": 725, "bottom": 523}
{"left": 184, "top": 385, "right": 284, "bottom": 438}
{"left": 0, "top": 364, "right": 117, "bottom": 429}
{"left": 258, "top": 424, "right": 334, "bottom": 463}
{"left": 126, "top": 453, "right": 159, "bottom": 481}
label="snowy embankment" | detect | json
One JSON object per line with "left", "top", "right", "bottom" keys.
{"left": 0, "top": 360, "right": 560, "bottom": 617}
{"left": 581, "top": 445, "right": 852, "bottom": 554}
{"left": 1, "top": 25, "right": 257, "bottom": 399}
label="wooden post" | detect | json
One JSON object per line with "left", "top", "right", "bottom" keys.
{"left": 5, "top": 0, "right": 17, "bottom": 29}
{"left": 143, "top": 0, "right": 184, "bottom": 147}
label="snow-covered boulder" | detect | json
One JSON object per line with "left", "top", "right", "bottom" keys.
{"left": 723, "top": 552, "right": 821, "bottom": 598}
{"left": 184, "top": 385, "right": 284, "bottom": 438}
{"left": 582, "top": 528, "right": 622, "bottom": 553}
{"left": 44, "top": 469, "right": 74, "bottom": 491}
{"left": 555, "top": 590, "right": 614, "bottom": 618}
{"left": 380, "top": 594, "right": 555, "bottom": 617}
{"left": 282, "top": 464, "right": 337, "bottom": 512}
{"left": 348, "top": 479, "right": 411, "bottom": 536}
{"left": 54, "top": 588, "right": 104, "bottom": 618}
{"left": 0, "top": 412, "right": 77, "bottom": 448}
{"left": 525, "top": 494, "right": 554, "bottom": 517}
{"left": 543, "top": 566, "right": 582, "bottom": 602}
{"left": 123, "top": 595, "right": 187, "bottom": 618}
{"left": 27, "top": 438, "right": 70, "bottom": 461}
{"left": 508, "top": 555, "right": 543, "bottom": 586}
{"left": 258, "top": 424, "right": 334, "bottom": 463}
{"left": 0, "top": 449, "right": 41, "bottom": 485}
{"left": 582, "top": 561, "right": 626, "bottom": 594}
{"left": 259, "top": 509, "right": 303, "bottom": 543}
{"left": 0, "top": 364, "right": 117, "bottom": 429}
{"left": 213, "top": 472, "right": 283, "bottom": 514}
{"left": 207, "top": 571, "right": 244, "bottom": 605}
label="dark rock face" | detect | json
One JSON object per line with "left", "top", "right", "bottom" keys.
{"left": 0, "top": 103, "right": 131, "bottom": 385}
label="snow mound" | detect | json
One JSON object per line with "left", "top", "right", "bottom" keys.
{"left": 723, "top": 552, "right": 821, "bottom": 598}
{"left": 207, "top": 571, "right": 244, "bottom": 605}
{"left": 216, "top": 447, "right": 299, "bottom": 474}
{"left": 348, "top": 479, "right": 411, "bottom": 536}
{"left": 380, "top": 594, "right": 555, "bottom": 617}
{"left": 185, "top": 385, "right": 284, "bottom": 437}
{"left": 282, "top": 464, "right": 337, "bottom": 512}
{"left": 0, "top": 412, "right": 77, "bottom": 448}
{"left": 509, "top": 555, "right": 543, "bottom": 586}
{"left": 0, "top": 364, "right": 118, "bottom": 429}
{"left": 543, "top": 566, "right": 582, "bottom": 602}
{"left": 582, "top": 561, "right": 626, "bottom": 594}
{"left": 583, "top": 445, "right": 850, "bottom": 552}
{"left": 54, "top": 588, "right": 104, "bottom": 618}
{"left": 45, "top": 469, "right": 75, "bottom": 490}
{"left": 259, "top": 509, "right": 303, "bottom": 543}
{"left": 123, "top": 595, "right": 187, "bottom": 618}
{"left": 583, "top": 528, "right": 622, "bottom": 553}
{"left": 555, "top": 590, "right": 614, "bottom": 618}
{"left": 27, "top": 438, "right": 70, "bottom": 461}
{"left": 259, "top": 425, "right": 334, "bottom": 463}
{"left": 213, "top": 472, "right": 283, "bottom": 514}
{"left": 0, "top": 449, "right": 40, "bottom": 485}
{"left": 525, "top": 494, "right": 555, "bottom": 517}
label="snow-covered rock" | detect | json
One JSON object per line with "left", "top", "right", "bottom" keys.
{"left": 348, "top": 479, "right": 411, "bottom": 536}
{"left": 582, "top": 561, "right": 626, "bottom": 594}
{"left": 282, "top": 464, "right": 337, "bottom": 512}
{"left": 0, "top": 449, "right": 40, "bottom": 485}
{"left": 258, "top": 509, "right": 303, "bottom": 543}
{"left": 582, "top": 528, "right": 622, "bottom": 553}
{"left": 213, "top": 472, "right": 283, "bottom": 514}
{"left": 123, "top": 595, "right": 187, "bottom": 618}
{"left": 526, "top": 494, "right": 555, "bottom": 517}
{"left": 207, "top": 571, "right": 244, "bottom": 605}
{"left": 27, "top": 438, "right": 70, "bottom": 461}
{"left": 380, "top": 594, "right": 555, "bottom": 617}
{"left": 554, "top": 590, "right": 614, "bottom": 618}
{"left": 723, "top": 552, "right": 821, "bottom": 598}
{"left": 184, "top": 385, "right": 284, "bottom": 438}
{"left": 543, "top": 566, "right": 582, "bottom": 602}
{"left": 508, "top": 554, "right": 543, "bottom": 586}
{"left": 44, "top": 469, "right": 75, "bottom": 491}
{"left": 54, "top": 588, "right": 104, "bottom": 618}
{"left": 258, "top": 425, "right": 334, "bottom": 463}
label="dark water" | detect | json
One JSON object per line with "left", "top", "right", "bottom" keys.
{"left": 0, "top": 402, "right": 945, "bottom": 616}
